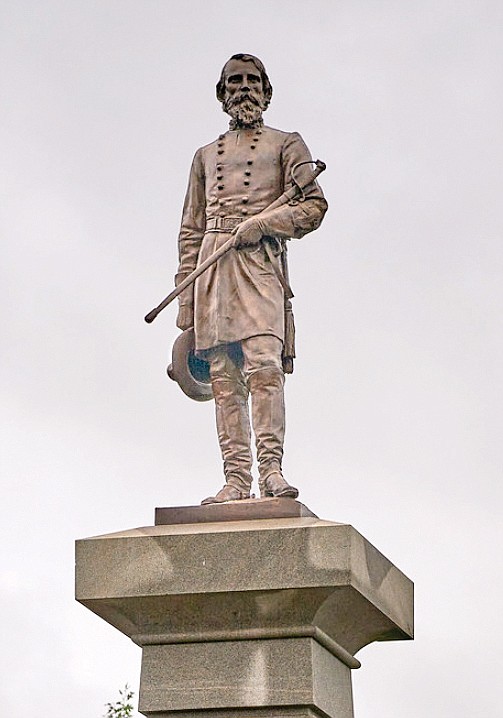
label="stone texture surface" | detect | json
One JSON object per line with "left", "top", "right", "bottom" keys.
{"left": 139, "top": 638, "right": 352, "bottom": 717}
{"left": 75, "top": 514, "right": 413, "bottom": 717}
{"left": 148, "top": 710, "right": 328, "bottom": 718}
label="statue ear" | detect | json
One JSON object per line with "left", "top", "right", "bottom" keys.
{"left": 216, "top": 63, "right": 227, "bottom": 103}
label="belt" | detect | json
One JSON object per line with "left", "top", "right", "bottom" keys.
{"left": 206, "top": 216, "right": 242, "bottom": 232}
{"left": 206, "top": 216, "right": 293, "bottom": 298}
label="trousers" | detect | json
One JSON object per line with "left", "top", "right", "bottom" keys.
{"left": 207, "top": 335, "right": 285, "bottom": 492}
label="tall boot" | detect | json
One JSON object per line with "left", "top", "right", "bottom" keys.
{"left": 201, "top": 378, "right": 253, "bottom": 504}
{"left": 248, "top": 368, "right": 299, "bottom": 499}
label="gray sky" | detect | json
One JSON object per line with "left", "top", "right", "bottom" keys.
{"left": 1, "top": 1, "right": 502, "bottom": 715}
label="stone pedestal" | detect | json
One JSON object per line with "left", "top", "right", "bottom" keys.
{"left": 75, "top": 500, "right": 413, "bottom": 717}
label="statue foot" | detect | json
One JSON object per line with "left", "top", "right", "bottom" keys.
{"left": 260, "top": 471, "right": 299, "bottom": 499}
{"left": 201, "top": 485, "right": 250, "bottom": 505}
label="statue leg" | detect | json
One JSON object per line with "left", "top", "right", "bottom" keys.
{"left": 201, "top": 346, "right": 253, "bottom": 504}
{"left": 243, "top": 336, "right": 299, "bottom": 499}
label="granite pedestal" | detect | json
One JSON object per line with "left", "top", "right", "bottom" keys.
{"left": 75, "top": 500, "right": 413, "bottom": 717}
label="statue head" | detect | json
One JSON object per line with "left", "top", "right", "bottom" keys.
{"left": 216, "top": 54, "right": 273, "bottom": 127}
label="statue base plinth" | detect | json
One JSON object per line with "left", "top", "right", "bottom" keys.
{"left": 155, "top": 497, "right": 317, "bottom": 525}
{"left": 75, "top": 501, "right": 413, "bottom": 717}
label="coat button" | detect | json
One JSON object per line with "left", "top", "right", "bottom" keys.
{"left": 242, "top": 197, "right": 249, "bottom": 203}
{"left": 244, "top": 180, "right": 250, "bottom": 186}
{"left": 217, "top": 149, "right": 224, "bottom": 155}
{"left": 241, "top": 208, "right": 248, "bottom": 215}
{"left": 247, "top": 160, "right": 253, "bottom": 165}
{"left": 245, "top": 170, "right": 251, "bottom": 176}
{"left": 250, "top": 145, "right": 256, "bottom": 150}
{"left": 217, "top": 175, "right": 223, "bottom": 180}
{"left": 218, "top": 184, "right": 224, "bottom": 190}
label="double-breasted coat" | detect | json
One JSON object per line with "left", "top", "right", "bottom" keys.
{"left": 176, "top": 125, "right": 327, "bottom": 353}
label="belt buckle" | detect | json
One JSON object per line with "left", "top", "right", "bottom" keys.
{"left": 206, "top": 216, "right": 241, "bottom": 232}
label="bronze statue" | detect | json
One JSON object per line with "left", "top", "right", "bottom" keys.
{"left": 158, "top": 54, "right": 327, "bottom": 504}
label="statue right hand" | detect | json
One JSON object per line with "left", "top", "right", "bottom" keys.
{"left": 232, "top": 217, "right": 263, "bottom": 248}
{"left": 176, "top": 305, "right": 194, "bottom": 331}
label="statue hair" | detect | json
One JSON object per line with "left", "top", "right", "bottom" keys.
{"left": 216, "top": 54, "right": 273, "bottom": 108}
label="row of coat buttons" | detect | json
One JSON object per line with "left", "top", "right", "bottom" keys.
{"left": 215, "top": 130, "right": 263, "bottom": 215}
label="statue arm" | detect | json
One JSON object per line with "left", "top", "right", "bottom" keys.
{"left": 255, "top": 131, "right": 327, "bottom": 239}
{"left": 234, "top": 132, "right": 327, "bottom": 247}
{"left": 175, "top": 149, "right": 206, "bottom": 328}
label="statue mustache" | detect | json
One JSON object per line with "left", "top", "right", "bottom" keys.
{"left": 225, "top": 91, "right": 263, "bottom": 108}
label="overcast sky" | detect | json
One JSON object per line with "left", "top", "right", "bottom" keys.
{"left": 1, "top": 1, "right": 502, "bottom": 716}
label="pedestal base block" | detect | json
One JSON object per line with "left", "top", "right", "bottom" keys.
{"left": 148, "top": 710, "right": 328, "bottom": 718}
{"left": 76, "top": 503, "right": 413, "bottom": 718}
{"left": 139, "top": 638, "right": 353, "bottom": 718}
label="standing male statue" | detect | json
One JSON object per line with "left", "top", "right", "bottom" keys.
{"left": 175, "top": 54, "right": 328, "bottom": 504}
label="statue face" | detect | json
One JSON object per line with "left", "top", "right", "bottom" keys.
{"left": 223, "top": 58, "right": 263, "bottom": 99}
{"left": 221, "top": 58, "right": 267, "bottom": 126}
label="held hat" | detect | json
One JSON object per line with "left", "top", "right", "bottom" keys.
{"left": 167, "top": 328, "right": 213, "bottom": 402}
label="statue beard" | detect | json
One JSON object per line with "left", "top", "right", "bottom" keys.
{"left": 222, "top": 91, "right": 266, "bottom": 128}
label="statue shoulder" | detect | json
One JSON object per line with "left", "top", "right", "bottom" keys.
{"left": 198, "top": 132, "right": 227, "bottom": 152}
{"left": 262, "top": 126, "right": 307, "bottom": 150}
{"left": 262, "top": 126, "right": 303, "bottom": 139}
{"left": 187, "top": 135, "right": 222, "bottom": 172}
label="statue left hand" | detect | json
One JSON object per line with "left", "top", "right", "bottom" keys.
{"left": 232, "top": 218, "right": 263, "bottom": 248}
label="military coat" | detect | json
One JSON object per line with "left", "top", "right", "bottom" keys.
{"left": 176, "top": 125, "right": 327, "bottom": 352}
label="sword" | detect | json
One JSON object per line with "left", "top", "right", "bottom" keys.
{"left": 144, "top": 159, "right": 326, "bottom": 324}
